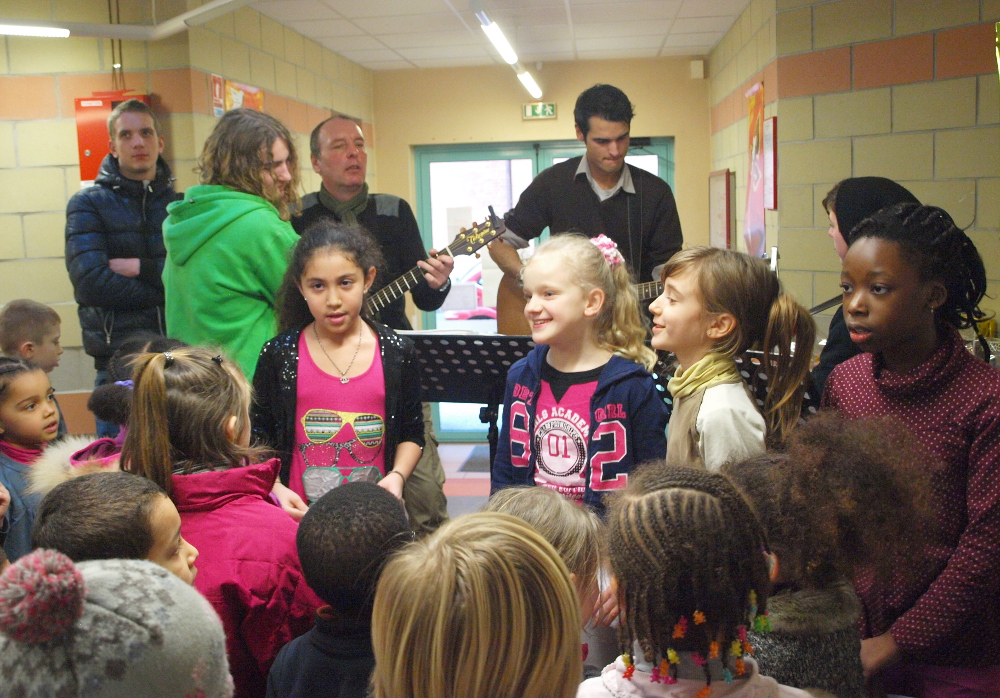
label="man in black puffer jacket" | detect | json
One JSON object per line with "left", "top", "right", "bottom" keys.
{"left": 65, "top": 99, "right": 180, "bottom": 436}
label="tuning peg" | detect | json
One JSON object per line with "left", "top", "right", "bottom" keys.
{"left": 459, "top": 227, "right": 467, "bottom": 233}
{"left": 475, "top": 253, "right": 481, "bottom": 258}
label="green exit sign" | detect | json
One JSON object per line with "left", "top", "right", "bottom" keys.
{"left": 523, "top": 102, "right": 557, "bottom": 120}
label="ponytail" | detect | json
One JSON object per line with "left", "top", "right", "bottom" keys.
{"left": 605, "top": 260, "right": 657, "bottom": 370}
{"left": 762, "top": 294, "right": 814, "bottom": 446}
{"left": 122, "top": 352, "right": 178, "bottom": 494}
{"left": 121, "top": 346, "right": 267, "bottom": 495}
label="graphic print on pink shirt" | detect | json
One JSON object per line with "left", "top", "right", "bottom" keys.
{"left": 291, "top": 332, "right": 386, "bottom": 503}
{"left": 532, "top": 379, "right": 597, "bottom": 502}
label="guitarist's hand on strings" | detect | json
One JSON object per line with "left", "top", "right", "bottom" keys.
{"left": 417, "top": 249, "right": 454, "bottom": 290}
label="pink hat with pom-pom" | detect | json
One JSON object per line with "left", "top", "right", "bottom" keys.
{"left": 0, "top": 550, "right": 233, "bottom": 698}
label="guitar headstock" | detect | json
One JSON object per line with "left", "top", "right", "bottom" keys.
{"left": 448, "top": 216, "right": 505, "bottom": 257}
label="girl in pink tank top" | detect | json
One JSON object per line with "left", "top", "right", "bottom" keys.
{"left": 252, "top": 222, "right": 425, "bottom": 506}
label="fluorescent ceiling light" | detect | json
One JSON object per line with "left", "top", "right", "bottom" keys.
{"left": 517, "top": 71, "right": 542, "bottom": 99}
{"left": 0, "top": 24, "right": 70, "bottom": 37}
{"left": 481, "top": 21, "right": 518, "bottom": 65}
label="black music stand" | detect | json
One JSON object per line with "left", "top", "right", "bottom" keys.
{"left": 406, "top": 334, "right": 535, "bottom": 472}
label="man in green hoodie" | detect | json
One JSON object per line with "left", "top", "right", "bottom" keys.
{"left": 163, "top": 109, "right": 300, "bottom": 382}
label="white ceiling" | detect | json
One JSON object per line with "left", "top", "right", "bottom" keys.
{"left": 251, "top": 0, "right": 752, "bottom": 70}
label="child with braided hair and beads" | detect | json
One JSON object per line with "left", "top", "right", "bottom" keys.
{"left": 577, "top": 463, "right": 810, "bottom": 698}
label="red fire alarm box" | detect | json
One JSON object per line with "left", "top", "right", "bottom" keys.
{"left": 74, "top": 91, "right": 149, "bottom": 183}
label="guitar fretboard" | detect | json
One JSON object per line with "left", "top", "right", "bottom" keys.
{"left": 635, "top": 280, "right": 663, "bottom": 302}
{"left": 365, "top": 243, "right": 460, "bottom": 314}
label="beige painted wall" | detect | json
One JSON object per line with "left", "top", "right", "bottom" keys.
{"left": 373, "top": 58, "right": 712, "bottom": 247}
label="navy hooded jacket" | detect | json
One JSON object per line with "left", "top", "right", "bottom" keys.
{"left": 492, "top": 346, "right": 668, "bottom": 515}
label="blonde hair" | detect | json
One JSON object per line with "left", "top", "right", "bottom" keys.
{"left": 661, "top": 247, "right": 815, "bottom": 445}
{"left": 197, "top": 108, "right": 301, "bottom": 221}
{"left": 121, "top": 346, "right": 266, "bottom": 495}
{"left": 484, "top": 486, "right": 604, "bottom": 590}
{"left": 371, "top": 513, "right": 582, "bottom": 698}
{"left": 523, "top": 234, "right": 656, "bottom": 370}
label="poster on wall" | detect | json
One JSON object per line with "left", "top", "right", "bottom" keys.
{"left": 211, "top": 74, "right": 225, "bottom": 117}
{"left": 223, "top": 80, "right": 264, "bottom": 112}
{"left": 744, "top": 82, "right": 766, "bottom": 257}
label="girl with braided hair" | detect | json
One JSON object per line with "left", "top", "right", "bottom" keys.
{"left": 825, "top": 203, "right": 1000, "bottom": 695}
{"left": 578, "top": 462, "right": 810, "bottom": 698}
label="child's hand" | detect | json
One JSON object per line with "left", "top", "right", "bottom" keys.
{"left": 0, "top": 483, "right": 9, "bottom": 521}
{"left": 593, "top": 577, "right": 620, "bottom": 627}
{"left": 378, "top": 471, "right": 405, "bottom": 500}
{"left": 271, "top": 481, "right": 308, "bottom": 520}
{"left": 860, "top": 632, "right": 901, "bottom": 678}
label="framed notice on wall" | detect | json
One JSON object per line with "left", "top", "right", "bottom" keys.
{"left": 709, "top": 169, "right": 733, "bottom": 250}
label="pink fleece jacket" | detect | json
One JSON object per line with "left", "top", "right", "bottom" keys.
{"left": 171, "top": 459, "right": 323, "bottom": 698}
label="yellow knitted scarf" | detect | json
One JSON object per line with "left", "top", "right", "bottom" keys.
{"left": 667, "top": 353, "right": 742, "bottom": 400}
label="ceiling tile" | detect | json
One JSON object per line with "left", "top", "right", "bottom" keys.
{"left": 659, "top": 45, "right": 711, "bottom": 56}
{"left": 576, "top": 48, "right": 659, "bottom": 60}
{"left": 490, "top": 0, "right": 564, "bottom": 9}
{"left": 379, "top": 29, "right": 481, "bottom": 49}
{"left": 676, "top": 0, "right": 750, "bottom": 18}
{"left": 573, "top": 20, "right": 671, "bottom": 38}
{"left": 487, "top": 8, "right": 568, "bottom": 25}
{"left": 575, "top": 34, "right": 664, "bottom": 51}
{"left": 570, "top": 1, "right": 681, "bottom": 23}
{"left": 670, "top": 15, "right": 734, "bottom": 33}
{"left": 519, "top": 51, "right": 576, "bottom": 62}
{"left": 515, "top": 24, "right": 572, "bottom": 43}
{"left": 366, "top": 60, "right": 418, "bottom": 70}
{"left": 289, "top": 18, "right": 365, "bottom": 37}
{"left": 515, "top": 39, "right": 576, "bottom": 54}
{"left": 252, "top": 0, "right": 341, "bottom": 20}
{"left": 322, "top": 35, "right": 389, "bottom": 51}
{"left": 396, "top": 44, "right": 493, "bottom": 60}
{"left": 409, "top": 56, "right": 499, "bottom": 68}
{"left": 323, "top": 0, "right": 447, "bottom": 18}
{"left": 336, "top": 48, "right": 406, "bottom": 62}
{"left": 353, "top": 12, "right": 466, "bottom": 34}
{"left": 662, "top": 31, "right": 721, "bottom": 46}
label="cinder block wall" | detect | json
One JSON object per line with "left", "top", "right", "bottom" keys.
{"left": 710, "top": 0, "right": 1000, "bottom": 341}
{"left": 0, "top": 0, "right": 376, "bottom": 402}
{"left": 708, "top": 0, "right": 779, "bottom": 254}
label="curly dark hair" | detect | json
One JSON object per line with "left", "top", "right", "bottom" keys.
{"left": 605, "top": 463, "right": 770, "bottom": 677}
{"left": 848, "top": 203, "right": 990, "bottom": 336}
{"left": 277, "top": 220, "right": 385, "bottom": 332}
{"left": 722, "top": 411, "right": 934, "bottom": 590}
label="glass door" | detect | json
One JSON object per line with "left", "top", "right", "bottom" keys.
{"left": 414, "top": 138, "right": 675, "bottom": 440}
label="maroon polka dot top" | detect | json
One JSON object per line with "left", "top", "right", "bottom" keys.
{"left": 824, "top": 328, "right": 1000, "bottom": 666}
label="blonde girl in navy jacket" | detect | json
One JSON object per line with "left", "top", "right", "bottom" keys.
{"left": 491, "top": 234, "right": 667, "bottom": 516}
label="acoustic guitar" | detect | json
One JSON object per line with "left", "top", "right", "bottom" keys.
{"left": 494, "top": 270, "right": 664, "bottom": 336}
{"left": 365, "top": 217, "right": 504, "bottom": 317}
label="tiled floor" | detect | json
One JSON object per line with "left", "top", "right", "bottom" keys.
{"left": 439, "top": 443, "right": 492, "bottom": 518}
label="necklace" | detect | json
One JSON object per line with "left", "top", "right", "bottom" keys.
{"left": 313, "top": 322, "right": 363, "bottom": 384}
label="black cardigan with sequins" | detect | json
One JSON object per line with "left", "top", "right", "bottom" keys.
{"left": 250, "top": 321, "right": 425, "bottom": 487}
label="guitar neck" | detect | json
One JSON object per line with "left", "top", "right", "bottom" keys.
{"left": 635, "top": 280, "right": 663, "bottom": 302}
{"left": 365, "top": 243, "right": 458, "bottom": 315}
